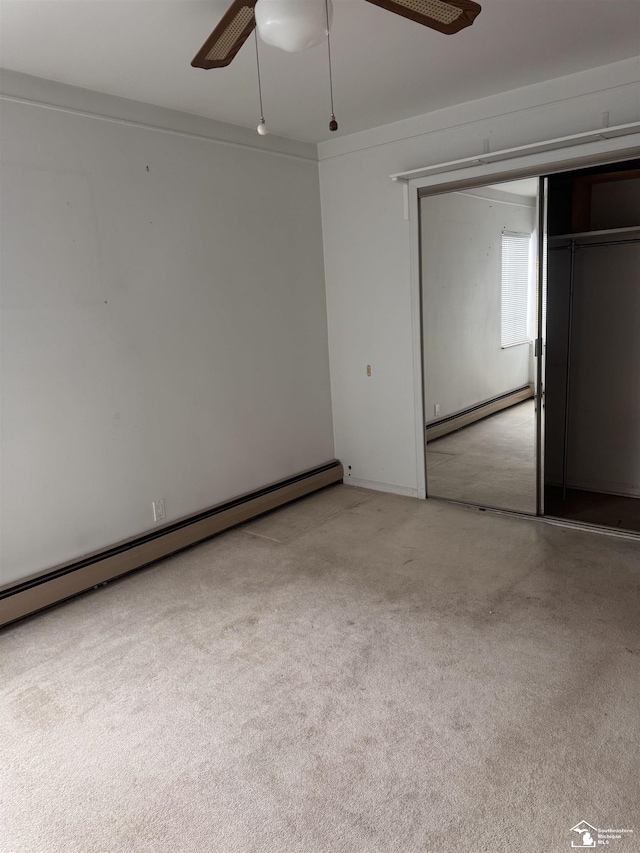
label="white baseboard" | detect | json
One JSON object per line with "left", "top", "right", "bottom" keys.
{"left": 567, "top": 479, "right": 640, "bottom": 499}
{"left": 546, "top": 477, "right": 640, "bottom": 498}
{"left": 343, "top": 477, "right": 419, "bottom": 498}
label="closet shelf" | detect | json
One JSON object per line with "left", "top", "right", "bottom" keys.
{"left": 549, "top": 225, "right": 640, "bottom": 242}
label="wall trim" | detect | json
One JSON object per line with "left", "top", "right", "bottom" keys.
{"left": 0, "top": 70, "right": 317, "bottom": 163}
{"left": 409, "top": 179, "right": 427, "bottom": 499}
{"left": 343, "top": 477, "right": 418, "bottom": 498}
{"left": 0, "top": 460, "right": 343, "bottom": 628}
{"left": 563, "top": 479, "right": 640, "bottom": 499}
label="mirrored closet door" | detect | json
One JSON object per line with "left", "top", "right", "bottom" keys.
{"left": 420, "top": 178, "right": 541, "bottom": 514}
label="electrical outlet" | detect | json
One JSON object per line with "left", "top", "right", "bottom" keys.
{"left": 434, "top": 403, "right": 440, "bottom": 417}
{"left": 152, "top": 499, "right": 166, "bottom": 523}
{"left": 366, "top": 364, "right": 372, "bottom": 377}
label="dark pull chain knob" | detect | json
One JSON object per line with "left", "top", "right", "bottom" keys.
{"left": 329, "top": 115, "right": 338, "bottom": 132}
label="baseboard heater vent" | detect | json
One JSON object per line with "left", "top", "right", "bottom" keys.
{"left": 426, "top": 385, "right": 534, "bottom": 441}
{"left": 0, "top": 460, "right": 344, "bottom": 628}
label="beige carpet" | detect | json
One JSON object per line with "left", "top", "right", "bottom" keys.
{"left": 427, "top": 399, "right": 537, "bottom": 514}
{"left": 1, "top": 485, "right": 639, "bottom": 852}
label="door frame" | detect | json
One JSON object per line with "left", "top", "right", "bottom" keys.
{"left": 404, "top": 135, "right": 640, "bottom": 504}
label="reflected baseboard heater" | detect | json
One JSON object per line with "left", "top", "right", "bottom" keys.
{"left": 426, "top": 385, "right": 534, "bottom": 441}
{"left": 0, "top": 460, "right": 343, "bottom": 628}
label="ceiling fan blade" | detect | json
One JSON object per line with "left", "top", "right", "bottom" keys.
{"left": 364, "top": 0, "right": 481, "bottom": 35}
{"left": 192, "top": 0, "right": 258, "bottom": 69}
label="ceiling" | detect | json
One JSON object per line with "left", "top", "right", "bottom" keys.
{"left": 1, "top": 0, "right": 639, "bottom": 143}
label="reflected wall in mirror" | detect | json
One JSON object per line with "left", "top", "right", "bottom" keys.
{"left": 421, "top": 178, "right": 539, "bottom": 513}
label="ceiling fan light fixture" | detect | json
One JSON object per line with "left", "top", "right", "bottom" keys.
{"left": 255, "top": 0, "right": 333, "bottom": 52}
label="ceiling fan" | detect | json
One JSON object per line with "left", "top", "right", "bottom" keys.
{"left": 191, "top": 0, "right": 482, "bottom": 70}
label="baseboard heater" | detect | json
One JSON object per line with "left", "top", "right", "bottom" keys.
{"left": 0, "top": 459, "right": 343, "bottom": 628}
{"left": 426, "top": 385, "right": 534, "bottom": 441}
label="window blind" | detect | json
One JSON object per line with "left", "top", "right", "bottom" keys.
{"left": 501, "top": 231, "right": 531, "bottom": 348}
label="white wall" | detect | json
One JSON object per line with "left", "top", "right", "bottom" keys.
{"left": 0, "top": 73, "right": 334, "bottom": 585}
{"left": 319, "top": 58, "right": 640, "bottom": 496}
{"left": 590, "top": 178, "right": 640, "bottom": 229}
{"left": 546, "top": 242, "right": 640, "bottom": 497}
{"left": 421, "top": 190, "right": 535, "bottom": 422}
{"left": 568, "top": 244, "right": 640, "bottom": 496}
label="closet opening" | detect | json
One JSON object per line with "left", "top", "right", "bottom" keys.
{"left": 419, "top": 157, "right": 639, "bottom": 535}
{"left": 544, "top": 159, "right": 640, "bottom": 533}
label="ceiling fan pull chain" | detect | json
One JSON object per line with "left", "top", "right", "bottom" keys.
{"left": 325, "top": 0, "right": 338, "bottom": 131}
{"left": 254, "top": 30, "right": 268, "bottom": 135}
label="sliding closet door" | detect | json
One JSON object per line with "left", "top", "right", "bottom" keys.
{"left": 421, "top": 178, "right": 540, "bottom": 513}
{"left": 536, "top": 176, "right": 548, "bottom": 516}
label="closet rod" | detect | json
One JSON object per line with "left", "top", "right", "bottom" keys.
{"left": 549, "top": 237, "right": 640, "bottom": 251}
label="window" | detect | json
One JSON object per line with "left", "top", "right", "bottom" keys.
{"left": 501, "top": 231, "right": 531, "bottom": 348}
